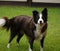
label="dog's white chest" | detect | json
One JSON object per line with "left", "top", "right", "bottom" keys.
{"left": 34, "top": 24, "right": 42, "bottom": 39}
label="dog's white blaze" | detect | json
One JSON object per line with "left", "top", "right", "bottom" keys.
{"left": 0, "top": 19, "right": 6, "bottom": 27}
{"left": 29, "top": 44, "right": 32, "bottom": 51}
{"left": 7, "top": 43, "right": 10, "bottom": 48}
{"left": 38, "top": 14, "right": 44, "bottom": 24}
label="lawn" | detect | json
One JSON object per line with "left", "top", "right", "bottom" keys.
{"left": 0, "top": 5, "right": 60, "bottom": 51}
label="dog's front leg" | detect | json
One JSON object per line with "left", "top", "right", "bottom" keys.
{"left": 40, "top": 35, "right": 45, "bottom": 51}
{"left": 29, "top": 37, "right": 34, "bottom": 51}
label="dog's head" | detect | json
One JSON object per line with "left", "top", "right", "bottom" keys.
{"left": 33, "top": 8, "right": 48, "bottom": 25}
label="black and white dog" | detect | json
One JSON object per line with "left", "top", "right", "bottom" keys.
{"left": 0, "top": 8, "right": 48, "bottom": 51}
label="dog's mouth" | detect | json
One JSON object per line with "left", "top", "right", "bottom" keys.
{"left": 38, "top": 23, "right": 43, "bottom": 26}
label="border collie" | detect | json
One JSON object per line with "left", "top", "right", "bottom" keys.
{"left": 0, "top": 8, "right": 48, "bottom": 51}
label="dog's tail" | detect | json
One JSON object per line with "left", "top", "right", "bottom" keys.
{"left": 0, "top": 17, "right": 11, "bottom": 31}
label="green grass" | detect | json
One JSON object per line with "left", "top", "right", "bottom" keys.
{"left": 0, "top": 5, "right": 60, "bottom": 51}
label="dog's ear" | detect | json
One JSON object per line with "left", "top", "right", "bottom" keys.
{"left": 33, "top": 10, "right": 39, "bottom": 24}
{"left": 42, "top": 8, "right": 48, "bottom": 22}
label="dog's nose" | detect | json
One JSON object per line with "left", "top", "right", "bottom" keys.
{"left": 40, "top": 21, "right": 42, "bottom": 24}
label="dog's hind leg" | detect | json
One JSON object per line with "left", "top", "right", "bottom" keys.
{"left": 16, "top": 33, "right": 23, "bottom": 46}
{"left": 7, "top": 29, "right": 17, "bottom": 48}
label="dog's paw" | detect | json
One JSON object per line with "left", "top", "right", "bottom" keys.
{"left": 40, "top": 47, "right": 43, "bottom": 51}
{"left": 16, "top": 43, "right": 19, "bottom": 47}
{"left": 7, "top": 43, "right": 10, "bottom": 48}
